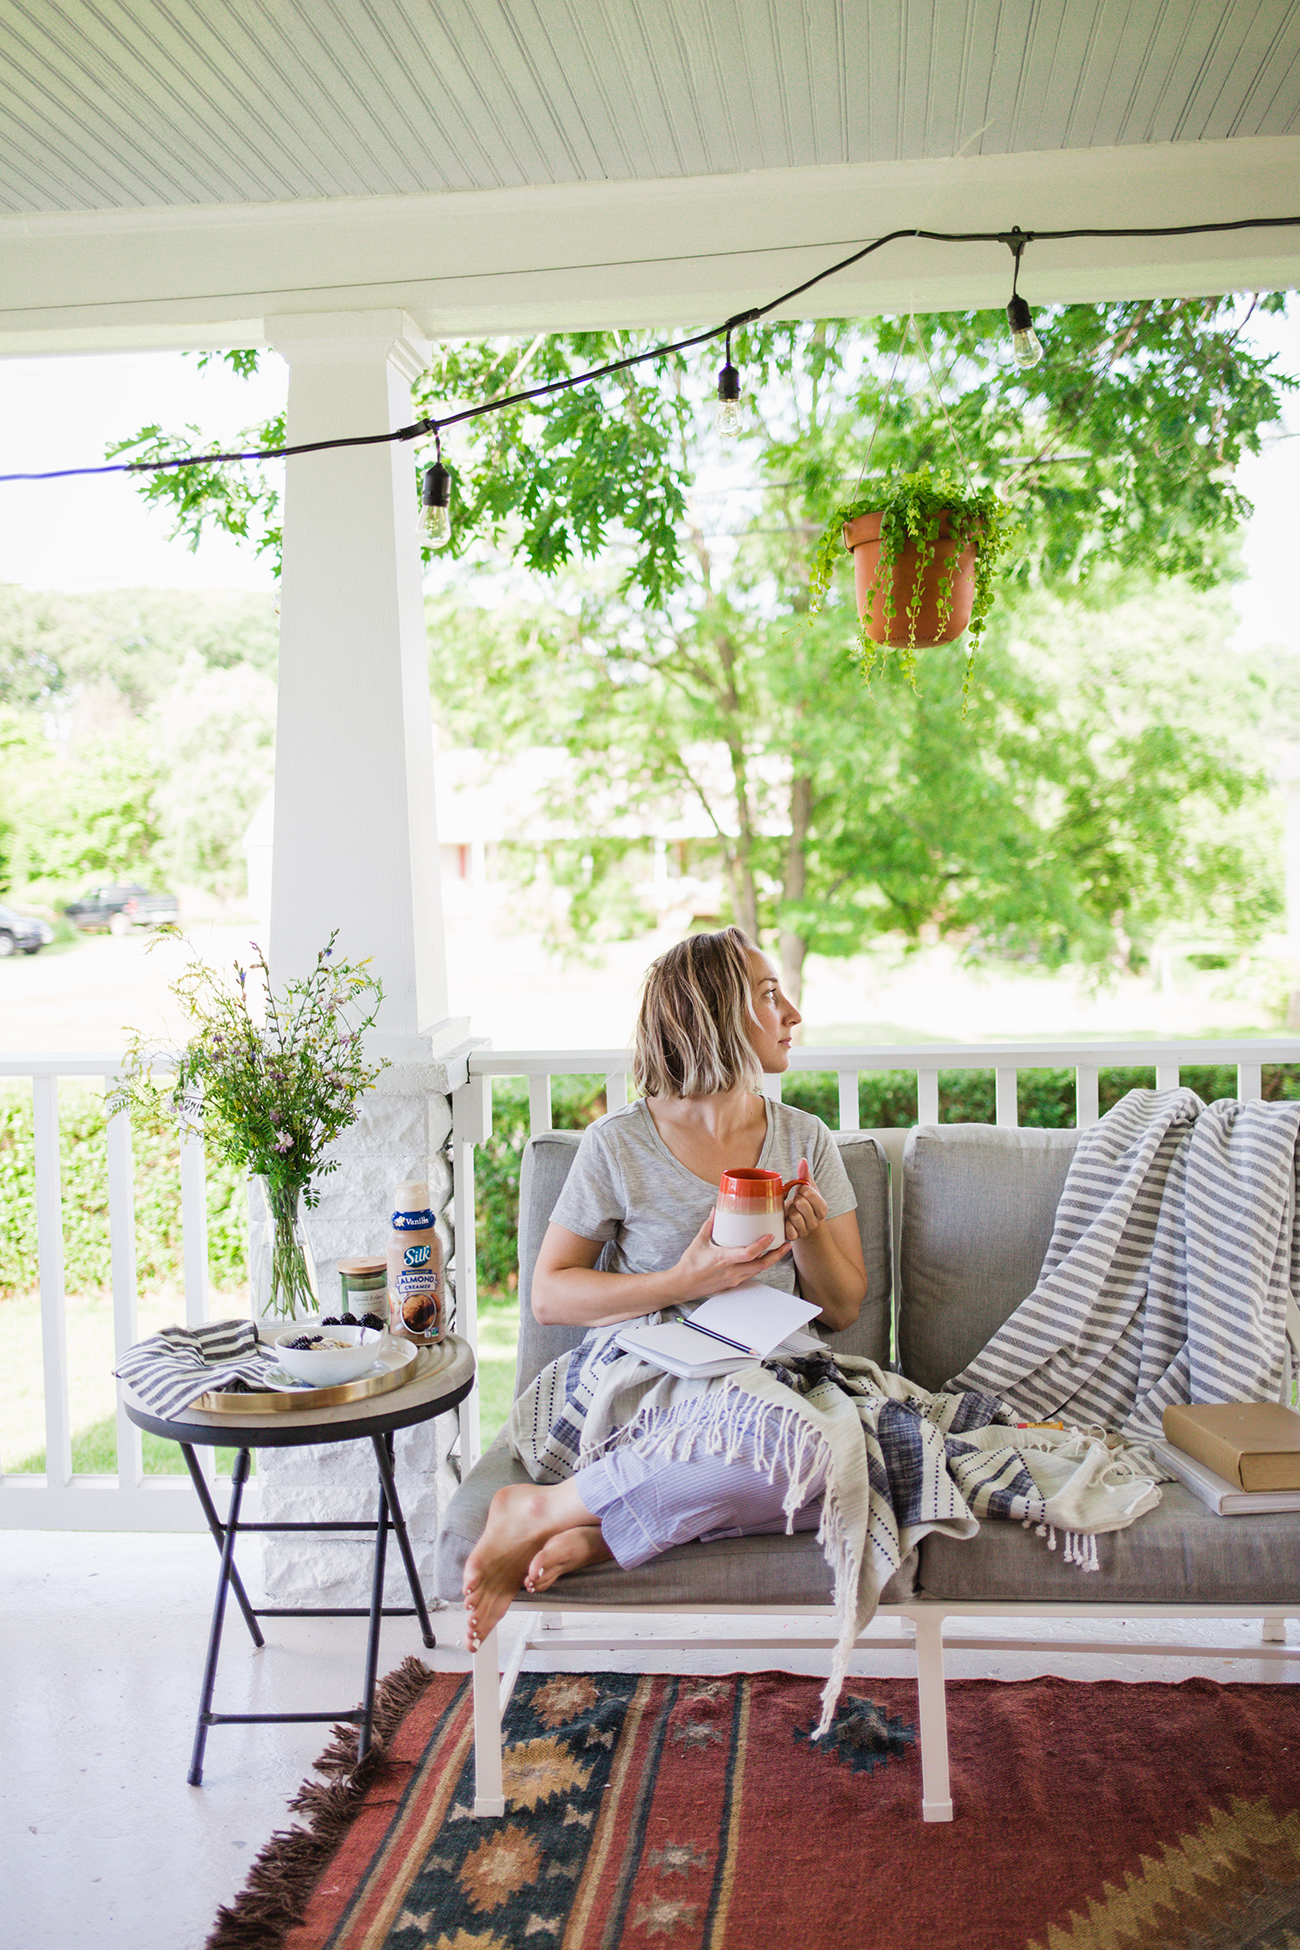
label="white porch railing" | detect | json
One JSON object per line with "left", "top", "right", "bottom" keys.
{"left": 6, "top": 1036, "right": 1300, "bottom": 1526}
{"left": 448, "top": 1037, "right": 1300, "bottom": 1473}
{"left": 0, "top": 1054, "right": 217, "bottom": 1531}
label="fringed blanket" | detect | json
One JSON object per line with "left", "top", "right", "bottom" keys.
{"left": 950, "top": 1088, "right": 1300, "bottom": 1439}
{"left": 508, "top": 1336, "right": 1160, "bottom": 1735}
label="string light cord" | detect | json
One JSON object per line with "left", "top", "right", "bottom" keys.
{"left": 2, "top": 212, "right": 1297, "bottom": 487}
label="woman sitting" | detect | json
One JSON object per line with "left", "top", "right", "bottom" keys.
{"left": 463, "top": 925, "right": 868, "bottom": 1651}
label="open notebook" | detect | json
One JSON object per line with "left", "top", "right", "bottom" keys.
{"left": 615, "top": 1284, "right": 822, "bottom": 1379}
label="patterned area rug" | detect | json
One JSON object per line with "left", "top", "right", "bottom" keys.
{"left": 210, "top": 1664, "right": 1300, "bottom": 1950}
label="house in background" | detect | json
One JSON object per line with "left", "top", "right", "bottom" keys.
{"left": 245, "top": 742, "right": 793, "bottom": 932}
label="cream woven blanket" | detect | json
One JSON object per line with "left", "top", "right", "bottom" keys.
{"left": 509, "top": 1332, "right": 1160, "bottom": 1733}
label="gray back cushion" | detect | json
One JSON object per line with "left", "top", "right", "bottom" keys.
{"left": 515, "top": 1129, "right": 892, "bottom": 1395}
{"left": 897, "top": 1123, "right": 1080, "bottom": 1390}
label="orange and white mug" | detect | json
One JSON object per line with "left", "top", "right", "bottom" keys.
{"left": 711, "top": 1166, "right": 801, "bottom": 1249}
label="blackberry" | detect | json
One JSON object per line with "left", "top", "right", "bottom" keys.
{"left": 339, "top": 1311, "right": 358, "bottom": 1324}
{"left": 286, "top": 1334, "right": 320, "bottom": 1351}
{"left": 320, "top": 1315, "right": 343, "bottom": 1326}
{"left": 359, "top": 1312, "right": 386, "bottom": 1333}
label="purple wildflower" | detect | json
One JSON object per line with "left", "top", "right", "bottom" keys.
{"left": 275, "top": 1132, "right": 293, "bottom": 1153}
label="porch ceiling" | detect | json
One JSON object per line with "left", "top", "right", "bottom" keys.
{"left": 2, "top": 0, "right": 1299, "bottom": 353}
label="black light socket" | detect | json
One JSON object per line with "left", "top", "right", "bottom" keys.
{"left": 421, "top": 461, "right": 451, "bottom": 510}
{"left": 1006, "top": 294, "right": 1034, "bottom": 335}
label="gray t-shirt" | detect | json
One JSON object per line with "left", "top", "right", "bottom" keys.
{"left": 549, "top": 1097, "right": 856, "bottom": 1295}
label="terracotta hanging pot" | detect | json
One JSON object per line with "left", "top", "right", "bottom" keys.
{"left": 842, "top": 510, "right": 977, "bottom": 648}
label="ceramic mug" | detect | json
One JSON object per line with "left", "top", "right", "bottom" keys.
{"left": 711, "top": 1166, "right": 802, "bottom": 1248}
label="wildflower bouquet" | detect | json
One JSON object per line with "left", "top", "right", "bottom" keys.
{"left": 112, "top": 932, "right": 386, "bottom": 1317}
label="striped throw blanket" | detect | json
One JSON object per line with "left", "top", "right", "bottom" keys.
{"left": 114, "top": 1319, "right": 272, "bottom": 1417}
{"left": 950, "top": 1088, "right": 1300, "bottom": 1438}
{"left": 510, "top": 1335, "right": 1160, "bottom": 1735}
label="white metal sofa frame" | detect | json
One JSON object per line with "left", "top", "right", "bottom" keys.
{"left": 435, "top": 1121, "right": 1300, "bottom": 1823}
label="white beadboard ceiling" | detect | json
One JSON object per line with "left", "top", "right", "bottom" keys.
{"left": 2, "top": 1, "right": 1299, "bottom": 349}
{"left": 3, "top": 0, "right": 1298, "bottom": 215}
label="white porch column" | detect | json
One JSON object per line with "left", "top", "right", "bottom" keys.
{"left": 269, "top": 308, "right": 453, "bottom": 1059}
{"left": 256, "top": 310, "right": 470, "bottom": 1605}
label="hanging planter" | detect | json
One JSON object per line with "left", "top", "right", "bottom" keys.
{"left": 810, "top": 468, "right": 1015, "bottom": 707}
{"left": 842, "top": 507, "right": 977, "bottom": 648}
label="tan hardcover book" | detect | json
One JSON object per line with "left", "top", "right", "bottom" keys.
{"left": 1162, "top": 1402, "right": 1300, "bottom": 1492}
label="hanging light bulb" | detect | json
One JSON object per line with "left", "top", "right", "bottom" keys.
{"left": 420, "top": 454, "right": 451, "bottom": 546}
{"left": 1006, "top": 293, "right": 1044, "bottom": 371}
{"left": 1001, "top": 228, "right": 1045, "bottom": 371}
{"left": 715, "top": 331, "right": 743, "bottom": 437}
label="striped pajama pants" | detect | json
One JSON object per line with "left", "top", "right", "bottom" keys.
{"left": 569, "top": 1418, "right": 828, "bottom": 1568}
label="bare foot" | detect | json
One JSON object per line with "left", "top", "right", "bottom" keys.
{"left": 463, "top": 1483, "right": 583, "bottom": 1650}
{"left": 525, "top": 1525, "right": 612, "bottom": 1593}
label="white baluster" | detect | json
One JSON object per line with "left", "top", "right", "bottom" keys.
{"left": 179, "top": 1122, "right": 209, "bottom": 1328}
{"left": 105, "top": 1084, "right": 142, "bottom": 1491}
{"left": 453, "top": 1073, "right": 492, "bottom": 1475}
{"left": 32, "top": 1074, "right": 71, "bottom": 1487}
{"left": 1075, "top": 1064, "right": 1100, "bottom": 1127}
{"left": 528, "top": 1073, "right": 553, "bottom": 1137}
{"left": 605, "top": 1069, "right": 628, "bottom": 1111}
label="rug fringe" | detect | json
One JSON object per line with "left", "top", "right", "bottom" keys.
{"left": 203, "top": 1655, "right": 438, "bottom": 1950}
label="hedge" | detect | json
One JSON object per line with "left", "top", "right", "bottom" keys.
{"left": 470, "top": 1063, "right": 1300, "bottom": 1295}
{"left": 7, "top": 1064, "right": 1297, "bottom": 1308}
{"left": 0, "top": 1082, "right": 248, "bottom": 1299}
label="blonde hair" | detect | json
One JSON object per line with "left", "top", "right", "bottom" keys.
{"left": 633, "top": 926, "right": 763, "bottom": 1100}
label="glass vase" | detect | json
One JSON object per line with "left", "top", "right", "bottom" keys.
{"left": 251, "top": 1175, "right": 319, "bottom": 1321}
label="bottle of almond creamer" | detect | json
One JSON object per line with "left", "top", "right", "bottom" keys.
{"left": 387, "top": 1180, "right": 444, "bottom": 1342}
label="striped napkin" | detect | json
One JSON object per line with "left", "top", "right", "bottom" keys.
{"left": 114, "top": 1319, "right": 274, "bottom": 1418}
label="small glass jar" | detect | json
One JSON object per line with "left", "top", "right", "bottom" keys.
{"left": 338, "top": 1255, "right": 387, "bottom": 1318}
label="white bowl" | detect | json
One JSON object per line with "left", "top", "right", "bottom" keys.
{"left": 269, "top": 1322, "right": 385, "bottom": 1385}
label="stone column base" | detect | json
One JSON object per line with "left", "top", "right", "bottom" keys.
{"left": 255, "top": 1052, "right": 468, "bottom": 1606}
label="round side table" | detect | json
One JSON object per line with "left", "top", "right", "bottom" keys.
{"left": 123, "top": 1333, "right": 475, "bottom": 1785}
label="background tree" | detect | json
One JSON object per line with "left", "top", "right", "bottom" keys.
{"left": 0, "top": 587, "right": 278, "bottom": 903}
{"left": 112, "top": 297, "right": 1294, "bottom": 993}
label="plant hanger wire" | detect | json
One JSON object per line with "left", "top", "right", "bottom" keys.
{"left": 851, "top": 313, "right": 977, "bottom": 493}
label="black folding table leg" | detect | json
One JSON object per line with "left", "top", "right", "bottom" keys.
{"left": 371, "top": 1431, "right": 436, "bottom": 1648}
{"left": 357, "top": 1464, "right": 390, "bottom": 1764}
{"left": 179, "top": 1443, "right": 264, "bottom": 1648}
{"left": 189, "top": 1446, "right": 252, "bottom": 1786}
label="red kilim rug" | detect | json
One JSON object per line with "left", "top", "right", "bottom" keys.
{"left": 209, "top": 1662, "right": 1300, "bottom": 1950}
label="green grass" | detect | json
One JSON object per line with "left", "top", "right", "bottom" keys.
{"left": 1, "top": 1282, "right": 250, "bottom": 1476}
{"left": 474, "top": 1286, "right": 522, "bottom": 1450}
{"left": 15, "top": 1411, "right": 248, "bottom": 1477}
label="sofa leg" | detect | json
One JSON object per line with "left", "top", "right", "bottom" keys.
{"left": 913, "top": 1612, "right": 953, "bottom": 1823}
{"left": 1262, "top": 1617, "right": 1288, "bottom": 1644}
{"left": 472, "top": 1630, "right": 506, "bottom": 1817}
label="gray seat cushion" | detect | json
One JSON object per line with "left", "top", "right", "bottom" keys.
{"left": 437, "top": 1124, "right": 903, "bottom": 1615}
{"left": 916, "top": 1482, "right": 1300, "bottom": 1603}
{"left": 435, "top": 1432, "right": 918, "bottom": 1607}
{"left": 898, "top": 1123, "right": 1080, "bottom": 1390}
{"left": 515, "top": 1126, "right": 894, "bottom": 1396}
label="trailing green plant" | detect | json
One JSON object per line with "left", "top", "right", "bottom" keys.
{"left": 809, "top": 467, "right": 1016, "bottom": 705}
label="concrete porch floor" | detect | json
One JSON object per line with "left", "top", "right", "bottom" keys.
{"left": 4, "top": 1529, "right": 1297, "bottom": 1950}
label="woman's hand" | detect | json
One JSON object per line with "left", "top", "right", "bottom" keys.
{"left": 671, "top": 1212, "right": 791, "bottom": 1298}
{"left": 782, "top": 1158, "right": 828, "bottom": 1242}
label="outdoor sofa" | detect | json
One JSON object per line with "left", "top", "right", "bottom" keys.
{"left": 435, "top": 1122, "right": 1300, "bottom": 1821}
